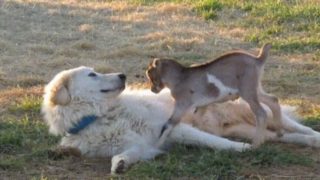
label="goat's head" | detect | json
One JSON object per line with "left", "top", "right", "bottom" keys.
{"left": 146, "top": 58, "right": 165, "bottom": 93}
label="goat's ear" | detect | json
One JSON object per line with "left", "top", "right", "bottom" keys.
{"left": 49, "top": 76, "right": 71, "bottom": 106}
{"left": 152, "top": 58, "right": 161, "bottom": 67}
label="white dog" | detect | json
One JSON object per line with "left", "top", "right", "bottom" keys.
{"left": 42, "top": 66, "right": 320, "bottom": 174}
{"left": 41, "top": 66, "right": 251, "bottom": 174}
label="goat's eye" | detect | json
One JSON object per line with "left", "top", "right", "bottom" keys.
{"left": 88, "top": 72, "right": 97, "bottom": 77}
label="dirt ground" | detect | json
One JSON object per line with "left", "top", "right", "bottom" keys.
{"left": 0, "top": 0, "right": 320, "bottom": 179}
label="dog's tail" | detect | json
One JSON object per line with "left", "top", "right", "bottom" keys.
{"left": 256, "top": 43, "right": 272, "bottom": 66}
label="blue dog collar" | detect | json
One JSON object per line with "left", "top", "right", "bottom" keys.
{"left": 68, "top": 115, "right": 98, "bottom": 134}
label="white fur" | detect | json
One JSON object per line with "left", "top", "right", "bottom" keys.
{"left": 207, "top": 73, "right": 238, "bottom": 99}
{"left": 190, "top": 73, "right": 239, "bottom": 108}
{"left": 42, "top": 66, "right": 251, "bottom": 174}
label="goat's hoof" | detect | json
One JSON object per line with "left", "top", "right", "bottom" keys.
{"left": 115, "top": 159, "right": 125, "bottom": 174}
{"left": 111, "top": 156, "right": 127, "bottom": 174}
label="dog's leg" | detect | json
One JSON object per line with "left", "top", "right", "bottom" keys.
{"left": 224, "top": 124, "right": 277, "bottom": 141}
{"left": 258, "top": 92, "right": 283, "bottom": 136}
{"left": 111, "top": 145, "right": 163, "bottom": 174}
{"left": 281, "top": 112, "right": 320, "bottom": 137}
{"left": 277, "top": 133, "right": 320, "bottom": 147}
{"left": 224, "top": 124, "right": 320, "bottom": 148}
{"left": 169, "top": 123, "right": 251, "bottom": 152}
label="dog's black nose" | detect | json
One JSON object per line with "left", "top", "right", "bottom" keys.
{"left": 118, "top": 74, "right": 126, "bottom": 81}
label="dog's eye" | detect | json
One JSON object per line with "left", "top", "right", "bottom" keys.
{"left": 88, "top": 72, "right": 97, "bottom": 77}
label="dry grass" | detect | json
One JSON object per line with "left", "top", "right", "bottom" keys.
{"left": 1, "top": 0, "right": 318, "bottom": 103}
{"left": 0, "top": 0, "right": 247, "bottom": 85}
{"left": 0, "top": 86, "right": 43, "bottom": 113}
{"left": 0, "top": 0, "right": 319, "bottom": 179}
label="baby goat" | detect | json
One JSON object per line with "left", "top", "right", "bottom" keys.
{"left": 146, "top": 44, "right": 282, "bottom": 148}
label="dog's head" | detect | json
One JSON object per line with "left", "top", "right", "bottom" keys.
{"left": 42, "top": 66, "right": 126, "bottom": 135}
{"left": 146, "top": 58, "right": 167, "bottom": 93}
{"left": 44, "top": 66, "right": 126, "bottom": 106}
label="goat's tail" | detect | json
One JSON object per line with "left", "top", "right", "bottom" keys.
{"left": 256, "top": 43, "right": 272, "bottom": 66}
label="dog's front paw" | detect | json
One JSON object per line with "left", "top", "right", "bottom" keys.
{"left": 241, "top": 143, "right": 252, "bottom": 151}
{"left": 111, "top": 155, "right": 128, "bottom": 174}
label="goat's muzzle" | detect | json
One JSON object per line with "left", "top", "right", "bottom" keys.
{"left": 151, "top": 85, "right": 161, "bottom": 93}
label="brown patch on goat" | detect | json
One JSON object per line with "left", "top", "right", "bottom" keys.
{"left": 206, "top": 82, "right": 220, "bottom": 97}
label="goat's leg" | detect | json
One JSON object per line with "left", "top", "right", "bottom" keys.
{"left": 237, "top": 68, "right": 270, "bottom": 147}
{"left": 157, "top": 102, "right": 190, "bottom": 148}
{"left": 258, "top": 92, "right": 283, "bottom": 136}
{"left": 241, "top": 95, "right": 268, "bottom": 147}
{"left": 169, "top": 123, "right": 251, "bottom": 152}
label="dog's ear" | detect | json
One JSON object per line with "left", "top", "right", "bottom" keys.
{"left": 49, "top": 75, "right": 71, "bottom": 106}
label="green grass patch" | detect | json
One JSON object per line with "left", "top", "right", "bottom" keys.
{"left": 0, "top": 96, "right": 59, "bottom": 170}
{"left": 0, "top": 119, "right": 59, "bottom": 152}
{"left": 0, "top": 119, "right": 59, "bottom": 170}
{"left": 241, "top": 145, "right": 312, "bottom": 167}
{"left": 205, "top": 0, "right": 320, "bottom": 53}
{"left": 128, "top": 0, "right": 320, "bottom": 54}
{"left": 273, "top": 39, "right": 320, "bottom": 53}
{"left": 303, "top": 113, "right": 320, "bottom": 131}
{"left": 194, "top": 0, "right": 223, "bottom": 20}
{"left": 0, "top": 155, "right": 26, "bottom": 170}
{"left": 8, "top": 95, "right": 42, "bottom": 114}
{"left": 127, "top": 144, "right": 313, "bottom": 179}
